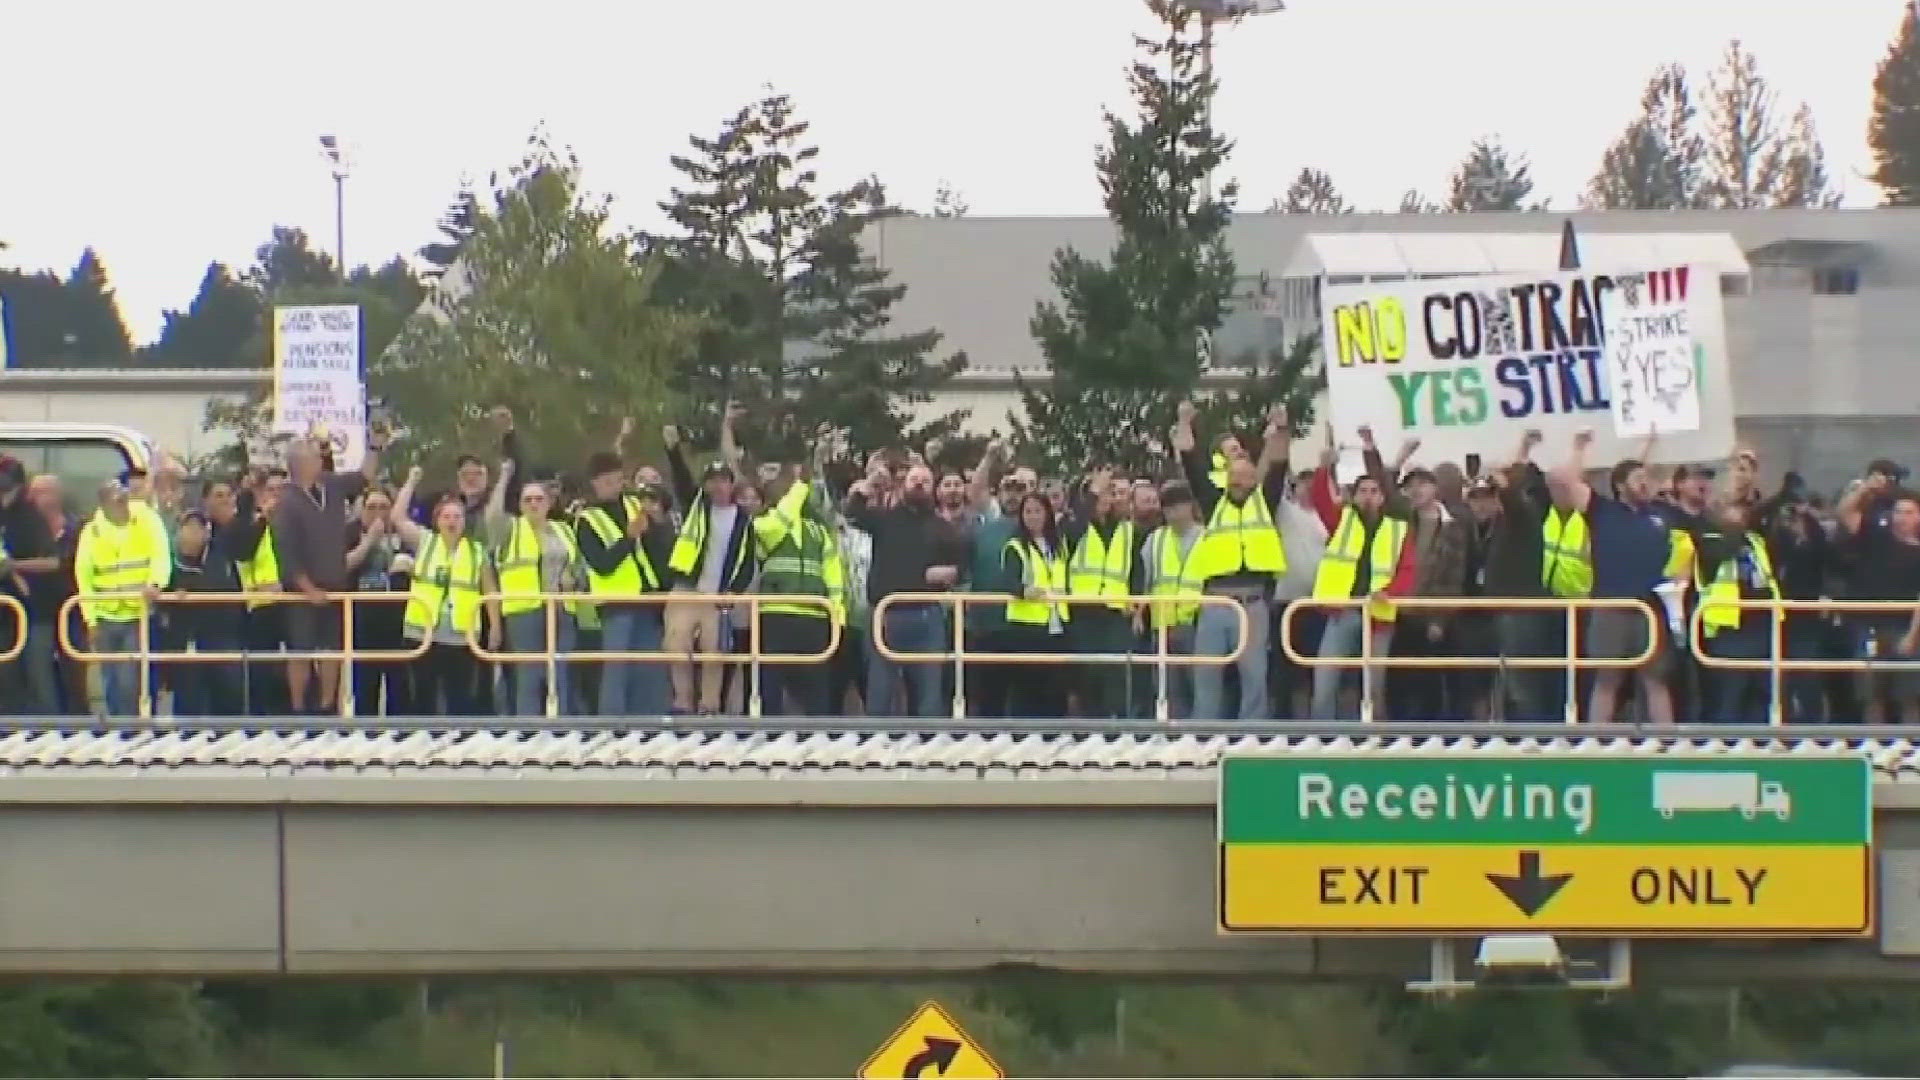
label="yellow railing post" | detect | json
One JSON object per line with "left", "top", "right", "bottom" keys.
{"left": 1687, "top": 598, "right": 1920, "bottom": 725}
{"left": 870, "top": 592, "right": 1249, "bottom": 720}
{"left": 0, "top": 596, "right": 23, "bottom": 664}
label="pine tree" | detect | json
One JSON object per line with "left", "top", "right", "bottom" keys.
{"left": 0, "top": 268, "right": 73, "bottom": 366}
{"left": 1584, "top": 65, "right": 1706, "bottom": 210}
{"left": 142, "top": 263, "right": 264, "bottom": 367}
{"left": 1446, "top": 137, "right": 1543, "bottom": 212}
{"left": 1871, "top": 4, "right": 1920, "bottom": 205}
{"left": 652, "top": 91, "right": 966, "bottom": 460}
{"left": 1269, "top": 167, "right": 1351, "bottom": 213}
{"left": 1397, "top": 190, "right": 1436, "bottom": 213}
{"left": 931, "top": 180, "right": 970, "bottom": 218}
{"left": 244, "top": 226, "right": 338, "bottom": 294}
{"left": 61, "top": 248, "right": 133, "bottom": 365}
{"left": 1700, "top": 39, "right": 1839, "bottom": 208}
{"left": 419, "top": 187, "right": 482, "bottom": 275}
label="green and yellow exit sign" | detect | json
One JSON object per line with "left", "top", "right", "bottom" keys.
{"left": 1217, "top": 755, "right": 1873, "bottom": 937}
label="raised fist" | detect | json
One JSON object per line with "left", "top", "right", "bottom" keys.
{"left": 662, "top": 424, "right": 680, "bottom": 449}
{"left": 1175, "top": 400, "right": 1196, "bottom": 424}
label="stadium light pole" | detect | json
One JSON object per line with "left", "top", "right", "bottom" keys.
{"left": 1180, "top": 0, "right": 1286, "bottom": 204}
{"left": 318, "top": 135, "right": 350, "bottom": 278}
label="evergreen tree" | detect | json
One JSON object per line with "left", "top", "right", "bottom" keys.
{"left": 61, "top": 248, "right": 134, "bottom": 365}
{"left": 1445, "top": 137, "right": 1543, "bottom": 212}
{"left": 1396, "top": 190, "right": 1436, "bottom": 213}
{"left": 1584, "top": 64, "right": 1707, "bottom": 210}
{"left": 931, "top": 180, "right": 970, "bottom": 218}
{"left": 1700, "top": 39, "right": 1839, "bottom": 208}
{"left": 652, "top": 91, "right": 966, "bottom": 460}
{"left": 0, "top": 268, "right": 74, "bottom": 366}
{"left": 141, "top": 263, "right": 263, "bottom": 367}
{"left": 1269, "top": 168, "right": 1351, "bottom": 213}
{"left": 1013, "top": 0, "right": 1310, "bottom": 475}
{"left": 419, "top": 186, "right": 482, "bottom": 275}
{"left": 1870, "top": 3, "right": 1920, "bottom": 205}
{"left": 244, "top": 226, "right": 338, "bottom": 294}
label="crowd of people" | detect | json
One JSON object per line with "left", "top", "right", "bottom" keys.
{"left": 0, "top": 401, "right": 1916, "bottom": 724}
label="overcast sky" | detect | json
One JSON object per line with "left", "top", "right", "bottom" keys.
{"left": 1, "top": 0, "right": 1900, "bottom": 343}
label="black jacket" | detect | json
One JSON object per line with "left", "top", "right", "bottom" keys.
{"left": 665, "top": 446, "right": 756, "bottom": 592}
{"left": 844, "top": 494, "right": 968, "bottom": 605}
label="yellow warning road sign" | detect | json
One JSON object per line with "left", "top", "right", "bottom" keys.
{"left": 857, "top": 1000, "right": 1005, "bottom": 1079}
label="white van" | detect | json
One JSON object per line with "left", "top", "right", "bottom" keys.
{"left": 0, "top": 422, "right": 156, "bottom": 514}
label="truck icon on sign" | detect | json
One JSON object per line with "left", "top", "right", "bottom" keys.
{"left": 1652, "top": 772, "right": 1792, "bottom": 821}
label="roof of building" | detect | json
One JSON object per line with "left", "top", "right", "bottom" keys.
{"left": 1281, "top": 230, "right": 1752, "bottom": 280}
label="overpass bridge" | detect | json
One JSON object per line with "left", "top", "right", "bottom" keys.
{"left": 2, "top": 719, "right": 1918, "bottom": 984}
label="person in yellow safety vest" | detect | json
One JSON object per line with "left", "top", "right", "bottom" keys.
{"left": 74, "top": 478, "right": 170, "bottom": 716}
{"left": 1173, "top": 401, "right": 1291, "bottom": 721}
{"left": 1306, "top": 425, "right": 1411, "bottom": 720}
{"left": 387, "top": 484, "right": 500, "bottom": 715}
{"left": 662, "top": 424, "right": 756, "bottom": 714}
{"left": 1541, "top": 506, "right": 1594, "bottom": 600}
{"left": 751, "top": 467, "right": 845, "bottom": 716}
{"left": 1066, "top": 467, "right": 1148, "bottom": 718}
{"left": 1142, "top": 482, "right": 1207, "bottom": 719}
{"left": 1001, "top": 492, "right": 1071, "bottom": 718}
{"left": 485, "top": 459, "right": 585, "bottom": 716}
{"left": 575, "top": 452, "right": 675, "bottom": 717}
{"left": 231, "top": 468, "right": 291, "bottom": 715}
{"left": 1694, "top": 499, "right": 1782, "bottom": 724}
{"left": 1209, "top": 432, "right": 1248, "bottom": 491}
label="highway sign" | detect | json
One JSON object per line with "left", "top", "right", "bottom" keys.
{"left": 858, "top": 1001, "right": 1005, "bottom": 1080}
{"left": 1218, "top": 755, "right": 1873, "bottom": 936}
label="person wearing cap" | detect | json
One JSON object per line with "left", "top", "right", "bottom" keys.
{"left": 662, "top": 419, "right": 756, "bottom": 714}
{"left": 750, "top": 461, "right": 844, "bottom": 716}
{"left": 1141, "top": 481, "right": 1206, "bottom": 718}
{"left": 1173, "top": 401, "right": 1290, "bottom": 722}
{"left": 1302, "top": 426, "right": 1411, "bottom": 721}
{"left": 1694, "top": 493, "right": 1783, "bottom": 722}
{"left": 575, "top": 451, "right": 675, "bottom": 716}
{"left": 1388, "top": 457, "right": 1467, "bottom": 721}
{"left": 75, "top": 478, "right": 170, "bottom": 715}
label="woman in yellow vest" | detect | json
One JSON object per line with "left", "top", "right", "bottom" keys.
{"left": 486, "top": 460, "right": 583, "bottom": 716}
{"left": 1694, "top": 500, "right": 1781, "bottom": 723}
{"left": 389, "top": 483, "right": 500, "bottom": 715}
{"left": 1001, "top": 493, "right": 1070, "bottom": 718}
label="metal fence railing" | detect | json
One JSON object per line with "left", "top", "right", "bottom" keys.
{"left": 0, "top": 594, "right": 24, "bottom": 664}
{"left": 1689, "top": 597, "right": 1920, "bottom": 727}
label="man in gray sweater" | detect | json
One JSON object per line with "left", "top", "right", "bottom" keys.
{"left": 272, "top": 429, "right": 384, "bottom": 714}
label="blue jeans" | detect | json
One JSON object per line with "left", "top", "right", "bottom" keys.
{"left": 866, "top": 602, "right": 947, "bottom": 717}
{"left": 92, "top": 620, "right": 140, "bottom": 716}
{"left": 1311, "top": 608, "right": 1394, "bottom": 720}
{"left": 1192, "top": 596, "right": 1268, "bottom": 720}
{"left": 598, "top": 607, "right": 666, "bottom": 717}
{"left": 1707, "top": 623, "right": 1774, "bottom": 723}
{"left": 168, "top": 625, "right": 244, "bottom": 717}
{"left": 19, "top": 620, "right": 61, "bottom": 715}
{"left": 506, "top": 608, "right": 577, "bottom": 716}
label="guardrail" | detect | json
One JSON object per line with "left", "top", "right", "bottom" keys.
{"left": 1689, "top": 598, "right": 1920, "bottom": 726}
{"left": 57, "top": 591, "right": 425, "bottom": 719}
{"left": 0, "top": 594, "right": 24, "bottom": 664}
{"left": 1280, "top": 596, "right": 1660, "bottom": 725}
{"left": 466, "top": 591, "right": 841, "bottom": 719}
{"left": 871, "top": 591, "right": 1249, "bottom": 721}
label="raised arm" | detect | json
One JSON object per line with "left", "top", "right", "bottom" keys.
{"left": 1171, "top": 401, "right": 1218, "bottom": 513}
{"left": 483, "top": 458, "right": 516, "bottom": 547}
{"left": 389, "top": 467, "right": 426, "bottom": 546}
{"left": 663, "top": 424, "right": 697, "bottom": 508}
{"left": 1548, "top": 428, "right": 1597, "bottom": 514}
{"left": 1256, "top": 403, "right": 1291, "bottom": 515}
{"left": 967, "top": 437, "right": 1007, "bottom": 514}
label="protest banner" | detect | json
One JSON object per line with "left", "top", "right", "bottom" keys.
{"left": 1320, "top": 264, "right": 1734, "bottom": 469}
{"left": 272, "top": 304, "right": 367, "bottom": 469}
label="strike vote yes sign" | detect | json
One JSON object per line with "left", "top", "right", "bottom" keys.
{"left": 1319, "top": 264, "right": 1735, "bottom": 468}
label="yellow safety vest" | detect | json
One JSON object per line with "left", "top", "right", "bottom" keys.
{"left": 1541, "top": 509, "right": 1593, "bottom": 598}
{"left": 237, "top": 526, "right": 281, "bottom": 609}
{"left": 1004, "top": 538, "right": 1070, "bottom": 627}
{"left": 75, "top": 512, "right": 163, "bottom": 625}
{"left": 752, "top": 480, "right": 845, "bottom": 621}
{"left": 1698, "top": 532, "right": 1780, "bottom": 637}
{"left": 1145, "top": 525, "right": 1204, "bottom": 629}
{"left": 576, "top": 497, "right": 662, "bottom": 595}
{"left": 1191, "top": 492, "right": 1286, "bottom": 582}
{"left": 1665, "top": 526, "right": 1696, "bottom": 584}
{"left": 1312, "top": 508, "right": 1408, "bottom": 622}
{"left": 496, "top": 516, "right": 580, "bottom": 616}
{"left": 404, "top": 532, "right": 484, "bottom": 638}
{"left": 1068, "top": 519, "right": 1135, "bottom": 612}
{"left": 668, "top": 494, "right": 753, "bottom": 584}
{"left": 1210, "top": 451, "right": 1229, "bottom": 492}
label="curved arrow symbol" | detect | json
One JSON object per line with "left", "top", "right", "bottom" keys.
{"left": 903, "top": 1035, "right": 961, "bottom": 1078}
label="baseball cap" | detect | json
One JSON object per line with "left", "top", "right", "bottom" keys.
{"left": 1401, "top": 467, "right": 1437, "bottom": 486}
{"left": 702, "top": 460, "right": 735, "bottom": 481}
{"left": 1468, "top": 474, "right": 1499, "bottom": 496}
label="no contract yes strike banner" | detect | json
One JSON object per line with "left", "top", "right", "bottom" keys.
{"left": 1320, "top": 264, "right": 1736, "bottom": 468}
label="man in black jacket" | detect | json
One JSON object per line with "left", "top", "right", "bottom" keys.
{"left": 165, "top": 510, "right": 246, "bottom": 716}
{"left": 846, "top": 463, "right": 967, "bottom": 716}
{"left": 1481, "top": 430, "right": 1559, "bottom": 720}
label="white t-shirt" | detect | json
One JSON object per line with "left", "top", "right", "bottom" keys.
{"left": 698, "top": 503, "right": 740, "bottom": 592}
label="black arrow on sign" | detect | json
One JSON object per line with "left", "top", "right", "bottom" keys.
{"left": 1486, "top": 850, "right": 1573, "bottom": 917}
{"left": 903, "top": 1036, "right": 962, "bottom": 1078}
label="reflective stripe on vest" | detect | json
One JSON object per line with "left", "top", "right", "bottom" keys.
{"left": 1541, "top": 509, "right": 1593, "bottom": 598}
{"left": 1146, "top": 525, "right": 1204, "bottom": 629}
{"left": 760, "top": 519, "right": 844, "bottom": 620}
{"left": 404, "top": 533, "right": 484, "bottom": 636}
{"left": 576, "top": 497, "right": 660, "bottom": 595}
{"left": 1311, "top": 509, "right": 1407, "bottom": 621}
{"left": 79, "top": 515, "right": 157, "bottom": 623}
{"left": 1191, "top": 493, "right": 1285, "bottom": 582}
{"left": 1068, "top": 519, "right": 1134, "bottom": 611}
{"left": 1698, "top": 532, "right": 1780, "bottom": 637}
{"left": 496, "top": 516, "right": 580, "bottom": 616}
{"left": 1004, "top": 538, "right": 1070, "bottom": 626}
{"left": 668, "top": 495, "right": 752, "bottom": 584}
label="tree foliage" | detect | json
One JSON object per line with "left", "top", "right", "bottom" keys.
{"left": 1013, "top": 0, "right": 1311, "bottom": 475}
{"left": 1700, "top": 40, "right": 1840, "bottom": 208}
{"left": 1584, "top": 64, "right": 1707, "bottom": 210}
{"left": 0, "top": 249, "right": 136, "bottom": 367}
{"left": 373, "top": 133, "right": 699, "bottom": 477}
{"left": 1270, "top": 168, "right": 1351, "bottom": 214}
{"left": 1446, "top": 137, "right": 1544, "bottom": 212}
{"left": 650, "top": 91, "right": 966, "bottom": 462}
{"left": 1871, "top": 3, "right": 1920, "bottom": 205}
{"left": 931, "top": 181, "right": 971, "bottom": 218}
